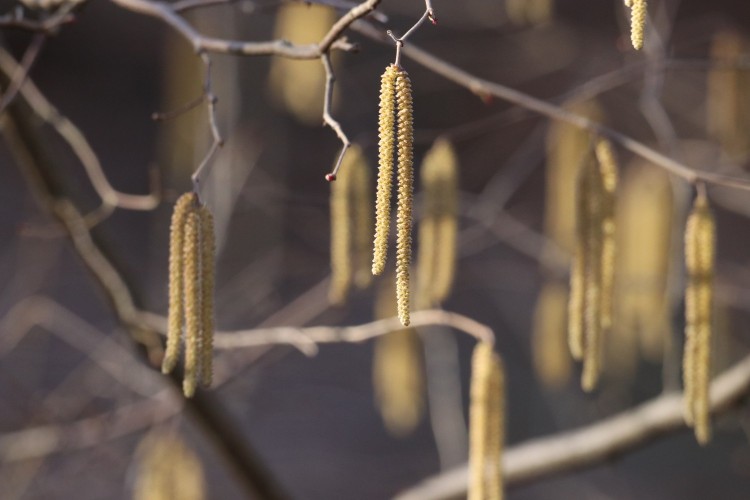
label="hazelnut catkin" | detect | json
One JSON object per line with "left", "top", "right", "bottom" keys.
{"left": 395, "top": 68, "right": 414, "bottom": 327}
{"left": 198, "top": 205, "right": 215, "bottom": 388}
{"left": 182, "top": 211, "right": 202, "bottom": 398}
{"left": 627, "top": 0, "right": 647, "bottom": 50}
{"left": 683, "top": 190, "right": 715, "bottom": 445}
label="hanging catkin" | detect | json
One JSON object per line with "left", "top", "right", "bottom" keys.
{"left": 134, "top": 432, "right": 205, "bottom": 500}
{"left": 163, "top": 193, "right": 216, "bottom": 398}
{"left": 468, "top": 341, "right": 504, "bottom": 500}
{"left": 532, "top": 282, "right": 572, "bottom": 388}
{"left": 373, "top": 64, "right": 414, "bottom": 327}
{"left": 626, "top": 0, "right": 647, "bottom": 50}
{"left": 683, "top": 190, "right": 715, "bottom": 445}
{"left": 415, "top": 138, "right": 459, "bottom": 309}
{"left": 569, "top": 139, "right": 619, "bottom": 392}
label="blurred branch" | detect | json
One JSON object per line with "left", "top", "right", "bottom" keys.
{"left": 396, "top": 351, "right": 750, "bottom": 499}
{"left": 352, "top": 21, "right": 750, "bottom": 193}
{"left": 110, "top": 0, "right": 379, "bottom": 58}
{"left": 0, "top": 5, "right": 76, "bottom": 34}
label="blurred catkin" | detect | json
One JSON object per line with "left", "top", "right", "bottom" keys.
{"left": 707, "top": 29, "right": 750, "bottom": 164}
{"left": 268, "top": 3, "right": 336, "bottom": 124}
{"left": 683, "top": 191, "right": 715, "bottom": 445}
{"left": 468, "top": 342, "right": 504, "bottom": 500}
{"left": 532, "top": 282, "right": 572, "bottom": 388}
{"left": 329, "top": 145, "right": 373, "bottom": 304}
{"left": 615, "top": 163, "right": 673, "bottom": 362}
{"left": 627, "top": 0, "right": 647, "bottom": 50}
{"left": 373, "top": 65, "right": 399, "bottom": 276}
{"left": 505, "top": 0, "right": 553, "bottom": 25}
{"left": 163, "top": 194, "right": 216, "bottom": 397}
{"left": 134, "top": 433, "right": 205, "bottom": 500}
{"left": 395, "top": 69, "right": 414, "bottom": 327}
{"left": 415, "top": 138, "right": 459, "bottom": 309}
{"left": 373, "top": 277, "right": 424, "bottom": 436}
{"left": 570, "top": 140, "right": 619, "bottom": 392}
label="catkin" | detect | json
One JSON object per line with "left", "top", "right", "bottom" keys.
{"left": 683, "top": 191, "right": 715, "bottom": 445}
{"left": 626, "top": 0, "right": 647, "bottom": 50}
{"left": 505, "top": 0, "right": 552, "bottom": 25}
{"left": 134, "top": 432, "right": 205, "bottom": 500}
{"left": 532, "top": 282, "right": 572, "bottom": 388}
{"left": 163, "top": 194, "right": 216, "bottom": 398}
{"left": 395, "top": 69, "right": 414, "bottom": 327}
{"left": 468, "top": 342, "right": 504, "bottom": 500}
{"left": 350, "top": 151, "right": 374, "bottom": 289}
{"left": 163, "top": 193, "right": 196, "bottom": 375}
{"left": 415, "top": 138, "right": 459, "bottom": 309}
{"left": 373, "top": 65, "right": 399, "bottom": 276}
{"left": 570, "top": 140, "right": 619, "bottom": 392}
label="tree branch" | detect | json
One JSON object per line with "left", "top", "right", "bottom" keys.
{"left": 396, "top": 352, "right": 750, "bottom": 499}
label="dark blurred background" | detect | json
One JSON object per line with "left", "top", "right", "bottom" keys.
{"left": 2, "top": 0, "right": 750, "bottom": 498}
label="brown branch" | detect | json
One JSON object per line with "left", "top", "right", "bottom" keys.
{"left": 110, "top": 0, "right": 380, "bottom": 58}
{"left": 396, "top": 352, "right": 750, "bottom": 499}
{"left": 352, "top": 21, "right": 750, "bottom": 193}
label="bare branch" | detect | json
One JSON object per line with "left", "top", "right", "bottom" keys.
{"left": 321, "top": 53, "right": 350, "bottom": 180}
{"left": 396, "top": 352, "right": 750, "bottom": 499}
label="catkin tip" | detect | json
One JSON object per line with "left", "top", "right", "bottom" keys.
{"left": 629, "top": 0, "right": 647, "bottom": 50}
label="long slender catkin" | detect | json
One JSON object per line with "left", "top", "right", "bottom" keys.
{"left": 163, "top": 193, "right": 197, "bottom": 375}
{"left": 182, "top": 211, "right": 202, "bottom": 398}
{"left": 198, "top": 205, "right": 215, "bottom": 388}
{"left": 416, "top": 138, "right": 459, "bottom": 308}
{"left": 683, "top": 191, "right": 715, "bottom": 444}
{"left": 627, "top": 0, "right": 647, "bottom": 50}
{"left": 469, "top": 342, "right": 504, "bottom": 500}
{"left": 595, "top": 140, "right": 618, "bottom": 333}
{"left": 373, "top": 65, "right": 399, "bottom": 276}
{"left": 395, "top": 68, "right": 414, "bottom": 327}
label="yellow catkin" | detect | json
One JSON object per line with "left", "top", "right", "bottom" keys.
{"left": 683, "top": 191, "right": 715, "bottom": 444}
{"left": 707, "top": 29, "right": 750, "bottom": 163}
{"left": 134, "top": 433, "right": 205, "bottom": 500}
{"left": 568, "top": 244, "right": 586, "bottom": 361}
{"left": 182, "top": 211, "right": 202, "bottom": 398}
{"left": 198, "top": 205, "right": 215, "bottom": 388}
{"left": 163, "top": 193, "right": 197, "bottom": 375}
{"left": 395, "top": 68, "right": 414, "bottom": 327}
{"left": 468, "top": 342, "right": 504, "bottom": 500}
{"left": 329, "top": 151, "right": 355, "bottom": 305}
{"left": 373, "top": 65, "right": 399, "bottom": 276}
{"left": 615, "top": 163, "right": 673, "bottom": 362}
{"left": 416, "top": 138, "right": 459, "bottom": 308}
{"left": 595, "top": 139, "right": 618, "bottom": 333}
{"left": 506, "top": 0, "right": 552, "bottom": 25}
{"left": 349, "top": 148, "right": 374, "bottom": 289}
{"left": 373, "top": 277, "right": 424, "bottom": 436}
{"left": 628, "top": 0, "right": 647, "bottom": 50}
{"left": 532, "top": 282, "right": 572, "bottom": 388}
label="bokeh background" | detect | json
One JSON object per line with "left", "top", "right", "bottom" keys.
{"left": 2, "top": 0, "right": 750, "bottom": 498}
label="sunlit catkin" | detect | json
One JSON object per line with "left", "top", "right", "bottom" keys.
{"left": 395, "top": 69, "right": 414, "bottom": 327}
{"left": 615, "top": 163, "right": 673, "bottom": 362}
{"left": 469, "top": 342, "right": 504, "bottom": 500}
{"left": 595, "top": 139, "right": 618, "bottom": 334}
{"left": 416, "top": 138, "right": 459, "bottom": 309}
{"left": 683, "top": 190, "right": 715, "bottom": 445}
{"left": 506, "top": 0, "right": 552, "bottom": 25}
{"left": 627, "top": 0, "right": 647, "bottom": 50}
{"left": 163, "top": 194, "right": 216, "bottom": 398}
{"left": 163, "top": 193, "right": 196, "bottom": 375}
{"left": 373, "top": 277, "right": 424, "bottom": 436}
{"left": 707, "top": 29, "right": 750, "bottom": 163}
{"left": 134, "top": 432, "right": 205, "bottom": 500}
{"left": 330, "top": 146, "right": 373, "bottom": 305}
{"left": 373, "top": 65, "right": 399, "bottom": 276}
{"left": 532, "top": 282, "right": 572, "bottom": 389}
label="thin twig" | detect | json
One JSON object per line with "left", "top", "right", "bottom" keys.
{"left": 321, "top": 53, "right": 350, "bottom": 181}
{"left": 190, "top": 52, "right": 224, "bottom": 195}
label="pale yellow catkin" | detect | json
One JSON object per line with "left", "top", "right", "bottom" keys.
{"left": 468, "top": 342, "right": 504, "bottom": 500}
{"left": 182, "top": 211, "right": 202, "bottom": 398}
{"left": 198, "top": 205, "right": 215, "bottom": 388}
{"left": 163, "top": 193, "right": 197, "bottom": 375}
{"left": 415, "top": 138, "right": 459, "bottom": 309}
{"left": 373, "top": 65, "right": 399, "bottom": 276}
{"left": 350, "top": 149, "right": 374, "bottom": 289}
{"left": 373, "top": 276, "right": 424, "bottom": 436}
{"left": 134, "top": 433, "right": 205, "bottom": 500}
{"left": 395, "top": 68, "right": 414, "bottom": 327}
{"left": 532, "top": 282, "right": 572, "bottom": 389}
{"left": 595, "top": 139, "right": 618, "bottom": 333}
{"left": 506, "top": 0, "right": 552, "bottom": 25}
{"left": 683, "top": 191, "right": 715, "bottom": 445}
{"left": 628, "top": 0, "right": 647, "bottom": 50}
{"left": 329, "top": 151, "right": 355, "bottom": 305}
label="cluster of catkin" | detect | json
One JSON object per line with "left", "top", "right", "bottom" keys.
{"left": 163, "top": 192, "right": 215, "bottom": 398}
{"left": 415, "top": 138, "right": 459, "bottom": 309}
{"left": 683, "top": 191, "right": 716, "bottom": 445}
{"left": 329, "top": 145, "right": 373, "bottom": 305}
{"left": 468, "top": 341, "right": 505, "bottom": 500}
{"left": 373, "top": 64, "right": 414, "bottom": 327}
{"left": 624, "top": 0, "right": 647, "bottom": 50}
{"left": 568, "top": 139, "right": 618, "bottom": 392}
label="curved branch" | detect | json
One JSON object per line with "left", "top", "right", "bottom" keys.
{"left": 396, "top": 353, "right": 750, "bottom": 499}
